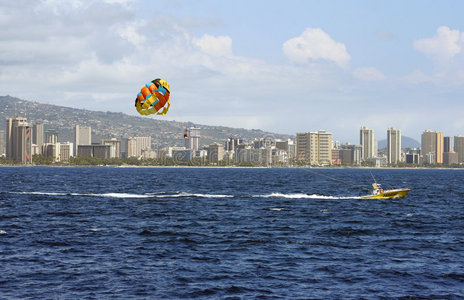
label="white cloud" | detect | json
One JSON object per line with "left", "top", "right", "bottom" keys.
{"left": 404, "top": 70, "right": 434, "bottom": 84}
{"left": 414, "top": 26, "right": 464, "bottom": 62}
{"left": 117, "top": 21, "right": 147, "bottom": 48}
{"left": 282, "top": 28, "right": 350, "bottom": 67}
{"left": 193, "top": 34, "right": 233, "bottom": 57}
{"left": 353, "top": 67, "right": 386, "bottom": 81}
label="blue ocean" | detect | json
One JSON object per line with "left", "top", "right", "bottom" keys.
{"left": 1, "top": 167, "right": 463, "bottom": 299}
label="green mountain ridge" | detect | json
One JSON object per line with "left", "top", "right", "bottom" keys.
{"left": 0, "top": 95, "right": 293, "bottom": 148}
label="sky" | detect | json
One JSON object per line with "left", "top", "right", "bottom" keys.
{"left": 2, "top": 0, "right": 464, "bottom": 143}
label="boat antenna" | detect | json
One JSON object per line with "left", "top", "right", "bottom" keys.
{"left": 301, "top": 168, "right": 370, "bottom": 191}
{"left": 370, "top": 170, "right": 377, "bottom": 184}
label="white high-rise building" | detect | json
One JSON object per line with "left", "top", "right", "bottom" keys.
{"left": 360, "top": 126, "right": 377, "bottom": 160}
{"left": 32, "top": 123, "right": 44, "bottom": 155}
{"left": 0, "top": 130, "right": 5, "bottom": 156}
{"left": 387, "top": 127, "right": 401, "bottom": 164}
{"left": 184, "top": 127, "right": 200, "bottom": 151}
{"left": 74, "top": 125, "right": 91, "bottom": 156}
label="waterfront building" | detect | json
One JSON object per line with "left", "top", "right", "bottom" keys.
{"left": 225, "top": 137, "right": 243, "bottom": 151}
{"left": 421, "top": 130, "right": 444, "bottom": 164}
{"left": 331, "top": 149, "right": 341, "bottom": 165}
{"left": 272, "top": 149, "right": 288, "bottom": 165}
{"left": 32, "top": 123, "right": 44, "bottom": 155}
{"left": 126, "top": 136, "right": 151, "bottom": 158}
{"left": 443, "top": 152, "right": 458, "bottom": 165}
{"left": 340, "top": 144, "right": 362, "bottom": 166}
{"left": 184, "top": 127, "right": 200, "bottom": 151}
{"left": 43, "top": 143, "right": 60, "bottom": 162}
{"left": 360, "top": 126, "right": 377, "bottom": 160}
{"left": 77, "top": 144, "right": 111, "bottom": 159}
{"left": 207, "top": 143, "right": 224, "bottom": 164}
{"left": 74, "top": 125, "right": 91, "bottom": 156}
{"left": 444, "top": 136, "right": 455, "bottom": 153}
{"left": 275, "top": 139, "right": 296, "bottom": 161}
{"left": 387, "top": 127, "right": 401, "bottom": 164}
{"left": 60, "top": 143, "right": 72, "bottom": 161}
{"left": 296, "top": 130, "right": 333, "bottom": 165}
{"left": 0, "top": 130, "right": 4, "bottom": 156}
{"left": 454, "top": 135, "right": 464, "bottom": 163}
{"left": 6, "top": 117, "right": 32, "bottom": 164}
{"left": 101, "top": 138, "right": 121, "bottom": 158}
{"left": 406, "top": 153, "right": 420, "bottom": 164}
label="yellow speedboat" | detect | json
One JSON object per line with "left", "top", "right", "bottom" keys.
{"left": 362, "top": 183, "right": 410, "bottom": 199}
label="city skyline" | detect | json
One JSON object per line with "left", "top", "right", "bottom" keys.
{"left": 5, "top": 115, "right": 464, "bottom": 168}
{"left": 2, "top": 1, "right": 464, "bottom": 143}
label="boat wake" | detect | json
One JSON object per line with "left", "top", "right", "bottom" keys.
{"left": 10, "top": 191, "right": 362, "bottom": 200}
{"left": 253, "top": 192, "right": 362, "bottom": 200}
{"left": 9, "top": 191, "right": 234, "bottom": 199}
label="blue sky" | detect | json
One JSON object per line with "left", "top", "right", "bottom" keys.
{"left": 2, "top": 0, "right": 464, "bottom": 143}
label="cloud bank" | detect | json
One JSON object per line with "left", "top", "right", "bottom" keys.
{"left": 282, "top": 28, "right": 350, "bottom": 67}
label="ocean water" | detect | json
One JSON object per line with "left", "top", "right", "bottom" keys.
{"left": 1, "top": 167, "right": 463, "bottom": 299}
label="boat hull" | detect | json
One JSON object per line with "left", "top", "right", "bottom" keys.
{"left": 362, "top": 188, "right": 411, "bottom": 199}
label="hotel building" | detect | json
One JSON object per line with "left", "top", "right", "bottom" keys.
{"left": 296, "top": 130, "right": 332, "bottom": 165}
{"left": 74, "top": 125, "right": 91, "bottom": 156}
{"left": 360, "top": 126, "right": 377, "bottom": 160}
{"left": 387, "top": 127, "right": 401, "bottom": 164}
{"left": 421, "top": 130, "right": 444, "bottom": 164}
{"left": 6, "top": 117, "right": 32, "bottom": 164}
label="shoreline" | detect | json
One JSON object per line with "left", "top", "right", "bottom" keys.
{"left": 2, "top": 164, "right": 464, "bottom": 170}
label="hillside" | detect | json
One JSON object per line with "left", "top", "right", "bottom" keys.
{"left": 378, "top": 136, "right": 421, "bottom": 149}
{"left": 0, "top": 95, "right": 293, "bottom": 148}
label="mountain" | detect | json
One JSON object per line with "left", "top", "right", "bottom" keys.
{"left": 378, "top": 136, "right": 421, "bottom": 149}
{"left": 0, "top": 95, "right": 293, "bottom": 148}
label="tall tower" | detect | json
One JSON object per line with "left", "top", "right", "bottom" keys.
{"left": 6, "top": 117, "right": 32, "bottom": 164}
{"left": 454, "top": 136, "right": 464, "bottom": 163}
{"left": 74, "top": 125, "right": 91, "bottom": 155}
{"left": 32, "top": 123, "right": 44, "bottom": 155}
{"left": 0, "top": 130, "right": 5, "bottom": 156}
{"left": 360, "top": 126, "right": 376, "bottom": 160}
{"left": 421, "top": 130, "right": 444, "bottom": 164}
{"left": 184, "top": 127, "right": 200, "bottom": 151}
{"left": 387, "top": 127, "right": 401, "bottom": 164}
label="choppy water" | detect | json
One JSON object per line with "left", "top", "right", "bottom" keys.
{"left": 1, "top": 167, "right": 463, "bottom": 299}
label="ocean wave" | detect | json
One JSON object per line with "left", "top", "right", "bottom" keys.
{"left": 252, "top": 192, "right": 362, "bottom": 200}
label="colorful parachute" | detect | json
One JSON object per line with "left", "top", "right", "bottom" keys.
{"left": 135, "top": 78, "right": 170, "bottom": 116}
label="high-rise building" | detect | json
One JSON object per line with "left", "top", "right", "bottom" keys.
{"left": 45, "top": 129, "right": 58, "bottom": 144}
{"left": 295, "top": 130, "right": 332, "bottom": 165}
{"left": 444, "top": 136, "right": 455, "bottom": 153}
{"left": 74, "top": 125, "right": 91, "bottom": 156}
{"left": 225, "top": 137, "right": 243, "bottom": 151}
{"left": 387, "top": 127, "right": 401, "bottom": 164}
{"left": 32, "top": 123, "right": 44, "bottom": 155}
{"left": 184, "top": 127, "right": 200, "bottom": 151}
{"left": 207, "top": 143, "right": 224, "bottom": 163}
{"left": 360, "top": 126, "right": 377, "bottom": 160}
{"left": 0, "top": 130, "right": 5, "bottom": 156}
{"left": 6, "top": 117, "right": 32, "bottom": 164}
{"left": 421, "top": 130, "right": 444, "bottom": 164}
{"left": 454, "top": 135, "right": 464, "bottom": 163}
{"left": 101, "top": 138, "right": 121, "bottom": 158}
{"left": 126, "top": 136, "right": 151, "bottom": 158}
{"left": 275, "top": 139, "right": 296, "bottom": 161}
